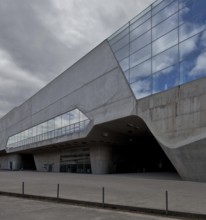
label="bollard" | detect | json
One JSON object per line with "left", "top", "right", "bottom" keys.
{"left": 165, "top": 190, "right": 168, "bottom": 215}
{"left": 57, "top": 184, "right": 60, "bottom": 198}
{"left": 22, "top": 182, "right": 24, "bottom": 195}
{"left": 102, "top": 187, "right": 105, "bottom": 208}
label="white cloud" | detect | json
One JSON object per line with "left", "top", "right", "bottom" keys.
{"left": 131, "top": 78, "right": 151, "bottom": 99}
{"left": 189, "top": 52, "right": 206, "bottom": 76}
{"left": 0, "top": 0, "right": 153, "bottom": 117}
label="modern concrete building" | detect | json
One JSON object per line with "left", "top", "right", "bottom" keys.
{"left": 0, "top": 0, "right": 206, "bottom": 182}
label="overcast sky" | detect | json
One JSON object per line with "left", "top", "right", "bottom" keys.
{"left": 0, "top": 0, "right": 153, "bottom": 118}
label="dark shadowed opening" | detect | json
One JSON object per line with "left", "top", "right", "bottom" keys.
{"left": 94, "top": 116, "right": 177, "bottom": 174}
{"left": 21, "top": 154, "right": 36, "bottom": 170}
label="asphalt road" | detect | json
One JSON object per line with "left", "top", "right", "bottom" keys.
{"left": 0, "top": 196, "right": 182, "bottom": 220}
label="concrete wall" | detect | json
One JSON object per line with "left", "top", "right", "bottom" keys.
{"left": 34, "top": 152, "right": 60, "bottom": 172}
{"left": 137, "top": 77, "right": 206, "bottom": 181}
{"left": 1, "top": 34, "right": 206, "bottom": 181}
{"left": 0, "top": 40, "right": 135, "bottom": 152}
{"left": 0, "top": 154, "right": 22, "bottom": 170}
{"left": 90, "top": 145, "right": 112, "bottom": 174}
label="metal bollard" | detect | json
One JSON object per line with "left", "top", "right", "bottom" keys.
{"left": 102, "top": 187, "right": 105, "bottom": 208}
{"left": 22, "top": 182, "right": 24, "bottom": 195}
{"left": 165, "top": 190, "right": 168, "bottom": 215}
{"left": 57, "top": 184, "right": 60, "bottom": 198}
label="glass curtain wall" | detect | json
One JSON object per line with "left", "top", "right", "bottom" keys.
{"left": 108, "top": 0, "right": 206, "bottom": 99}
{"left": 6, "top": 109, "right": 90, "bottom": 149}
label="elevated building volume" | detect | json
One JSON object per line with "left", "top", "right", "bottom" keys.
{"left": 1, "top": 0, "right": 206, "bottom": 182}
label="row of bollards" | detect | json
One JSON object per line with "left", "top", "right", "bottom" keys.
{"left": 21, "top": 182, "right": 169, "bottom": 214}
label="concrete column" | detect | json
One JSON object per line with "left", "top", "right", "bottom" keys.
{"left": 33, "top": 152, "right": 60, "bottom": 172}
{"left": 8, "top": 154, "right": 22, "bottom": 170}
{"left": 90, "top": 145, "right": 112, "bottom": 174}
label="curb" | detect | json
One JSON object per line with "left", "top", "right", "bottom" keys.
{"left": 0, "top": 191, "right": 205, "bottom": 219}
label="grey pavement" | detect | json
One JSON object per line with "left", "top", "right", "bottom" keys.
{"left": 0, "top": 171, "right": 206, "bottom": 215}
{"left": 0, "top": 196, "right": 182, "bottom": 220}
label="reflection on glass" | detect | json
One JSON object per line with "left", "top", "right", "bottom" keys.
{"left": 70, "top": 109, "right": 80, "bottom": 124}
{"left": 179, "top": 33, "right": 199, "bottom": 61}
{"left": 152, "top": 45, "right": 178, "bottom": 73}
{"left": 119, "top": 57, "right": 129, "bottom": 71}
{"left": 152, "top": 13, "right": 178, "bottom": 40}
{"left": 130, "top": 59, "right": 151, "bottom": 84}
{"left": 124, "top": 70, "right": 130, "bottom": 82}
{"left": 152, "top": 0, "right": 174, "bottom": 15}
{"left": 180, "top": 30, "right": 206, "bottom": 62}
{"left": 130, "top": 30, "right": 151, "bottom": 54}
{"left": 179, "top": 0, "right": 206, "bottom": 25}
{"left": 48, "top": 119, "right": 55, "bottom": 131}
{"left": 152, "top": 0, "right": 178, "bottom": 26}
{"left": 131, "top": 77, "right": 152, "bottom": 99}
{"left": 130, "top": 11, "right": 151, "bottom": 31}
{"left": 108, "top": 25, "right": 129, "bottom": 45}
{"left": 111, "top": 34, "right": 129, "bottom": 52}
{"left": 130, "top": 19, "right": 151, "bottom": 41}
{"left": 180, "top": 52, "right": 206, "bottom": 84}
{"left": 109, "top": 0, "right": 206, "bottom": 99}
{"left": 6, "top": 109, "right": 90, "bottom": 149}
{"left": 153, "top": 64, "right": 179, "bottom": 94}
{"left": 130, "top": 45, "right": 151, "bottom": 68}
{"left": 179, "top": 0, "right": 194, "bottom": 10}
{"left": 55, "top": 116, "right": 62, "bottom": 129}
{"left": 152, "top": 29, "right": 178, "bottom": 56}
{"left": 115, "top": 45, "right": 129, "bottom": 61}
{"left": 179, "top": 11, "right": 206, "bottom": 42}
{"left": 62, "top": 113, "right": 70, "bottom": 127}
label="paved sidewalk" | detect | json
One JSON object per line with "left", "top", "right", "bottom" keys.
{"left": 0, "top": 171, "right": 205, "bottom": 214}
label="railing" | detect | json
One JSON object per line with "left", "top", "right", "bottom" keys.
{"left": 7, "top": 119, "right": 90, "bottom": 149}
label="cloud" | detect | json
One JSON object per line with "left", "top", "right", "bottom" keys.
{"left": 0, "top": 0, "right": 153, "bottom": 118}
{"left": 0, "top": 49, "right": 44, "bottom": 115}
{"left": 189, "top": 52, "right": 206, "bottom": 76}
{"left": 131, "top": 78, "right": 151, "bottom": 99}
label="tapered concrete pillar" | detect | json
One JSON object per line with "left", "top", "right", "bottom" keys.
{"left": 90, "top": 145, "right": 112, "bottom": 174}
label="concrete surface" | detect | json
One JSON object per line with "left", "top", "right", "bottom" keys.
{"left": 137, "top": 77, "right": 206, "bottom": 181}
{"left": 0, "top": 171, "right": 206, "bottom": 215}
{"left": 1, "top": 40, "right": 134, "bottom": 153}
{"left": 0, "top": 196, "right": 182, "bottom": 220}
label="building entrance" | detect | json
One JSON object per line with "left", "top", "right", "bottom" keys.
{"left": 60, "top": 147, "right": 91, "bottom": 173}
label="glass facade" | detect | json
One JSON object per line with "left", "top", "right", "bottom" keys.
{"left": 108, "top": 0, "right": 206, "bottom": 99}
{"left": 6, "top": 109, "right": 90, "bottom": 149}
